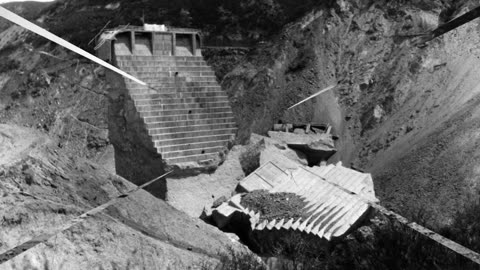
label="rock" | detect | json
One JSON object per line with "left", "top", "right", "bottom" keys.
{"left": 422, "top": 57, "right": 445, "bottom": 73}
{"left": 354, "top": 226, "right": 375, "bottom": 242}
{"left": 80, "top": 74, "right": 94, "bottom": 89}
{"left": 0, "top": 124, "right": 48, "bottom": 166}
{"left": 293, "top": 128, "right": 305, "bottom": 134}
{"left": 200, "top": 205, "right": 213, "bottom": 221}
{"left": 415, "top": 10, "right": 440, "bottom": 32}
{"left": 239, "top": 138, "right": 264, "bottom": 176}
{"left": 250, "top": 133, "right": 308, "bottom": 167}
{"left": 23, "top": 168, "right": 36, "bottom": 185}
{"left": 86, "top": 132, "right": 109, "bottom": 149}
{"left": 93, "top": 66, "right": 106, "bottom": 77}
{"left": 373, "top": 105, "right": 385, "bottom": 120}
{"left": 225, "top": 232, "right": 240, "bottom": 243}
{"left": 267, "top": 131, "right": 335, "bottom": 165}
{"left": 406, "top": 125, "right": 414, "bottom": 133}
{"left": 213, "top": 196, "right": 228, "bottom": 208}
{"left": 267, "top": 131, "right": 335, "bottom": 148}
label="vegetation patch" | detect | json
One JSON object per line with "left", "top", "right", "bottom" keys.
{"left": 201, "top": 247, "right": 266, "bottom": 270}
{"left": 243, "top": 215, "right": 476, "bottom": 270}
{"left": 440, "top": 198, "right": 480, "bottom": 255}
{"left": 0, "top": 57, "right": 20, "bottom": 74}
{"left": 240, "top": 190, "right": 309, "bottom": 222}
{"left": 239, "top": 139, "right": 264, "bottom": 176}
{"left": 203, "top": 47, "right": 249, "bottom": 80}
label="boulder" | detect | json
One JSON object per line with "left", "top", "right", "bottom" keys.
{"left": 250, "top": 133, "right": 308, "bottom": 167}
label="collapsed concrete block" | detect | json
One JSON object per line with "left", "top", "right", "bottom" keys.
{"left": 212, "top": 203, "right": 241, "bottom": 229}
{"left": 268, "top": 131, "right": 336, "bottom": 165}
{"left": 166, "top": 146, "right": 245, "bottom": 217}
{"left": 229, "top": 160, "right": 378, "bottom": 241}
{"left": 250, "top": 133, "right": 308, "bottom": 167}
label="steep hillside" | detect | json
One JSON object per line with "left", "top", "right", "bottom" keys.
{"left": 0, "top": 4, "right": 254, "bottom": 268}
{"left": 0, "top": 36, "right": 114, "bottom": 173}
{"left": 0, "top": 1, "right": 53, "bottom": 33}
{"left": 0, "top": 124, "right": 248, "bottom": 269}
{"left": 35, "top": 0, "right": 326, "bottom": 51}
{"left": 222, "top": 0, "right": 480, "bottom": 227}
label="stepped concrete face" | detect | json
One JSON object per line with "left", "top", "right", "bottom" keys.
{"left": 99, "top": 26, "right": 236, "bottom": 190}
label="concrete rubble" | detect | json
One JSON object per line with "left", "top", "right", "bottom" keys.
{"left": 210, "top": 131, "right": 378, "bottom": 241}
{"left": 268, "top": 123, "right": 337, "bottom": 165}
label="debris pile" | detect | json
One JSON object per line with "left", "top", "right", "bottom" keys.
{"left": 241, "top": 190, "right": 308, "bottom": 223}
{"left": 204, "top": 129, "right": 376, "bottom": 244}
{"left": 269, "top": 123, "right": 337, "bottom": 165}
{"left": 211, "top": 161, "right": 376, "bottom": 241}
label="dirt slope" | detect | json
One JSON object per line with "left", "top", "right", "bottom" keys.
{"left": 0, "top": 124, "right": 247, "bottom": 269}
{"left": 0, "top": 1, "right": 53, "bottom": 33}
{"left": 362, "top": 9, "right": 480, "bottom": 226}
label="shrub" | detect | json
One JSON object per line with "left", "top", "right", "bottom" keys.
{"left": 240, "top": 190, "right": 308, "bottom": 222}
{"left": 242, "top": 215, "right": 476, "bottom": 270}
{"left": 0, "top": 58, "right": 20, "bottom": 73}
{"left": 440, "top": 198, "right": 480, "bottom": 254}
{"left": 239, "top": 139, "right": 264, "bottom": 176}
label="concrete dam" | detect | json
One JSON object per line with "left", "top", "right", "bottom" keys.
{"left": 97, "top": 26, "right": 237, "bottom": 173}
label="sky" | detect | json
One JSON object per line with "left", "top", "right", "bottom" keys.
{"left": 0, "top": 0, "right": 54, "bottom": 4}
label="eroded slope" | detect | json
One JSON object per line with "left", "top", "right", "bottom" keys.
{"left": 0, "top": 124, "right": 246, "bottom": 269}
{"left": 222, "top": 0, "right": 480, "bottom": 226}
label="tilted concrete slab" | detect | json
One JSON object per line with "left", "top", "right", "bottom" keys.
{"left": 237, "top": 161, "right": 294, "bottom": 192}
{"left": 231, "top": 160, "right": 378, "bottom": 240}
{"left": 309, "top": 162, "right": 377, "bottom": 202}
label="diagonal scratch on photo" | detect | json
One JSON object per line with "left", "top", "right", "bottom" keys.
{"left": 2, "top": 0, "right": 480, "bottom": 269}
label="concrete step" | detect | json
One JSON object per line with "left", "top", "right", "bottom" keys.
{"left": 130, "top": 85, "right": 222, "bottom": 91}
{"left": 116, "top": 55, "right": 205, "bottom": 61}
{"left": 182, "top": 77, "right": 217, "bottom": 82}
{"left": 130, "top": 71, "right": 172, "bottom": 77}
{"left": 154, "top": 133, "right": 234, "bottom": 147}
{"left": 157, "top": 139, "right": 231, "bottom": 153}
{"left": 126, "top": 77, "right": 187, "bottom": 83}
{"left": 147, "top": 122, "right": 237, "bottom": 135}
{"left": 140, "top": 107, "right": 232, "bottom": 117}
{"left": 131, "top": 91, "right": 227, "bottom": 100}
{"left": 134, "top": 96, "right": 229, "bottom": 106}
{"left": 145, "top": 117, "right": 235, "bottom": 129}
{"left": 151, "top": 127, "right": 236, "bottom": 141}
{"left": 118, "top": 64, "right": 209, "bottom": 71}
{"left": 129, "top": 71, "right": 216, "bottom": 77}
{"left": 125, "top": 76, "right": 218, "bottom": 84}
{"left": 120, "top": 66, "right": 213, "bottom": 73}
{"left": 117, "top": 61, "right": 208, "bottom": 67}
{"left": 143, "top": 112, "right": 234, "bottom": 123}
{"left": 164, "top": 152, "right": 220, "bottom": 165}
{"left": 161, "top": 145, "right": 226, "bottom": 159}
{"left": 137, "top": 101, "right": 231, "bottom": 112}
{"left": 128, "top": 86, "right": 223, "bottom": 95}
{"left": 128, "top": 81, "right": 219, "bottom": 89}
